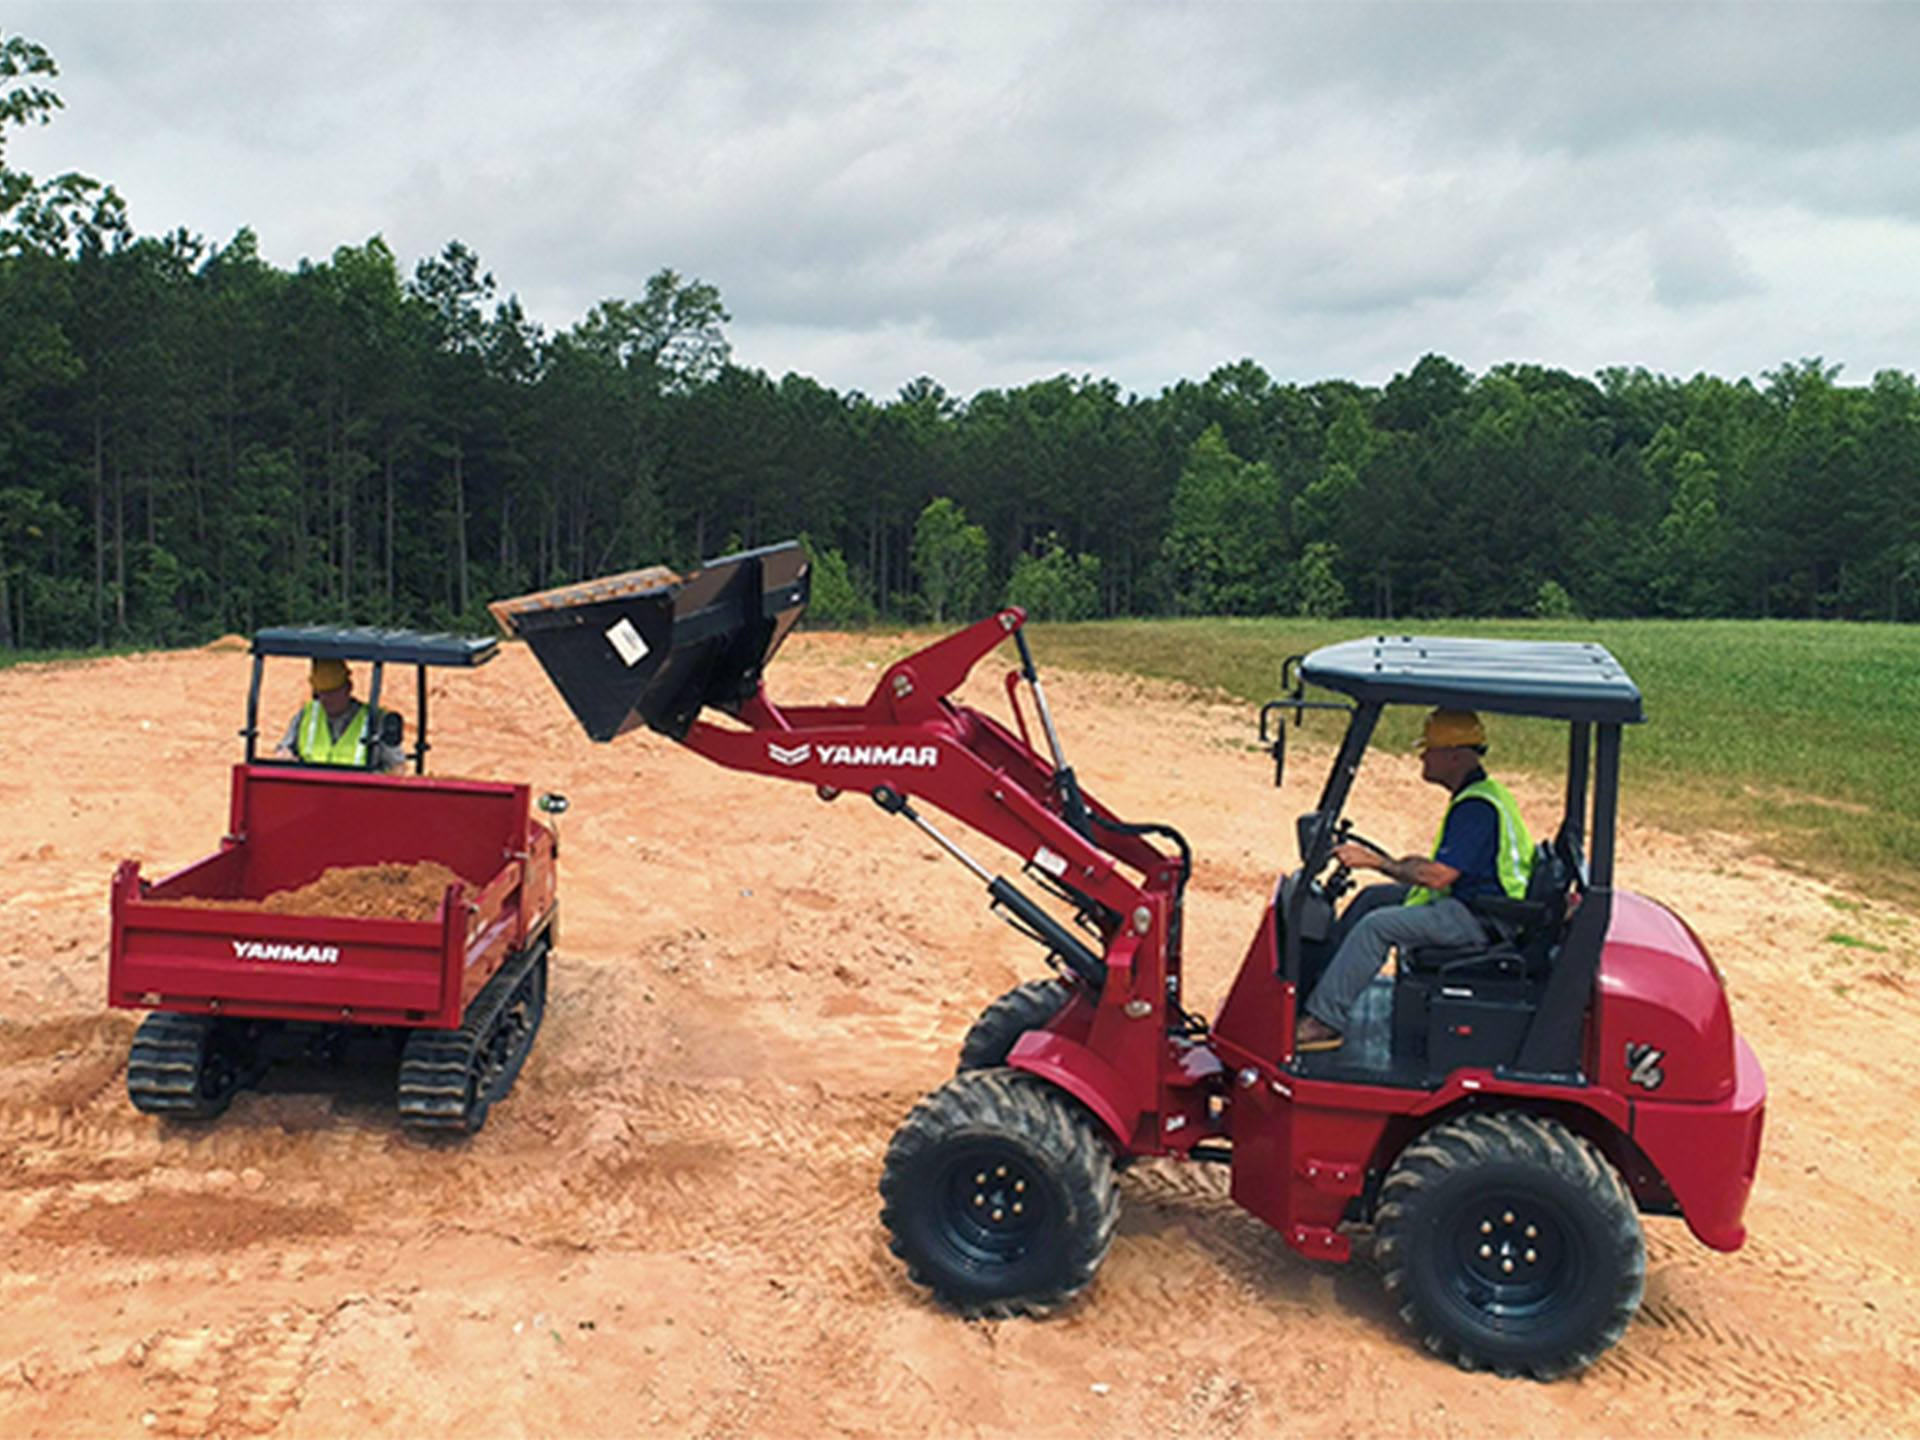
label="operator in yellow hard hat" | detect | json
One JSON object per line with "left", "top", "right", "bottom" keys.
{"left": 272, "top": 658, "right": 404, "bottom": 771}
{"left": 1295, "top": 708, "right": 1534, "bottom": 1053}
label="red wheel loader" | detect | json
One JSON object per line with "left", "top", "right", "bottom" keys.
{"left": 107, "top": 627, "right": 561, "bottom": 1134}
{"left": 493, "top": 543, "right": 1765, "bottom": 1378}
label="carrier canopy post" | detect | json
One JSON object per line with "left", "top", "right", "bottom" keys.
{"left": 365, "top": 661, "right": 385, "bottom": 768}
{"left": 243, "top": 653, "right": 265, "bottom": 761}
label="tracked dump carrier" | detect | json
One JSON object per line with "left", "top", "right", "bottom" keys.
{"left": 108, "top": 627, "right": 560, "bottom": 1133}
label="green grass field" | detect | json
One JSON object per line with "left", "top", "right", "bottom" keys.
{"left": 1022, "top": 617, "right": 1920, "bottom": 908}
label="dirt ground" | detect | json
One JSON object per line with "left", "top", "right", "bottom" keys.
{"left": 1, "top": 633, "right": 1916, "bottom": 1439}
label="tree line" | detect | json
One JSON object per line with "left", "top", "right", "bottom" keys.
{"left": 2, "top": 33, "right": 1915, "bottom": 650}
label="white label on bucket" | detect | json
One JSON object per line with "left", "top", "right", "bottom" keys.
{"left": 606, "top": 617, "right": 649, "bottom": 667}
{"left": 1032, "top": 846, "right": 1069, "bottom": 877}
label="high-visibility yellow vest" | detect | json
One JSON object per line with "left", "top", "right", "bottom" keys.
{"left": 295, "top": 699, "right": 375, "bottom": 767}
{"left": 1405, "top": 776, "right": 1533, "bottom": 906}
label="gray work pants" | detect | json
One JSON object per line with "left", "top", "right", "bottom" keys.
{"left": 1305, "top": 896, "right": 1486, "bottom": 1031}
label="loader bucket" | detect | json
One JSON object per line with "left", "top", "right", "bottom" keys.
{"left": 489, "top": 541, "right": 810, "bottom": 741}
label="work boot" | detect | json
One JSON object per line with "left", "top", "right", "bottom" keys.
{"left": 1294, "top": 1015, "right": 1344, "bottom": 1053}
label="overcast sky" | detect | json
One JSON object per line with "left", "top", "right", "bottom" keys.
{"left": 9, "top": 2, "right": 1920, "bottom": 399}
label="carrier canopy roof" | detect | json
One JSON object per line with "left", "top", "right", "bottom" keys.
{"left": 1299, "top": 635, "right": 1644, "bottom": 724}
{"left": 250, "top": 626, "right": 498, "bottom": 667}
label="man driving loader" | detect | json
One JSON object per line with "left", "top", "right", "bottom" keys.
{"left": 1295, "top": 708, "right": 1533, "bottom": 1052}
{"left": 273, "top": 658, "right": 403, "bottom": 771}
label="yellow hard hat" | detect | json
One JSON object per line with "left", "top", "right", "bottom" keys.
{"left": 309, "top": 658, "right": 351, "bottom": 694}
{"left": 1416, "top": 708, "right": 1486, "bottom": 752}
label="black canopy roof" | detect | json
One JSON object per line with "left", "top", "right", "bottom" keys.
{"left": 251, "top": 626, "right": 498, "bottom": 668}
{"left": 1298, "top": 635, "right": 1643, "bottom": 724}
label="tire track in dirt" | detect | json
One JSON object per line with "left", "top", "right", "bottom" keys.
{"left": 1663, "top": 1227, "right": 1920, "bottom": 1340}
{"left": 134, "top": 1307, "right": 330, "bottom": 1438}
{"left": 0, "top": 1012, "right": 138, "bottom": 1119}
{"left": 497, "top": 1076, "right": 915, "bottom": 1269}
{"left": 1588, "top": 1221, "right": 1919, "bottom": 1426}
{"left": 1589, "top": 1333, "right": 1867, "bottom": 1420}
{"left": 1115, "top": 1160, "right": 1309, "bottom": 1300}
{"left": 3, "top": 1055, "right": 921, "bottom": 1279}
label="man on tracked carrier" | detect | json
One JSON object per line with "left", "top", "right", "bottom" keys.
{"left": 1295, "top": 708, "right": 1533, "bottom": 1053}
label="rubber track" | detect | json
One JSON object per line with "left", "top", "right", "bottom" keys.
{"left": 126, "top": 1012, "right": 230, "bottom": 1118}
{"left": 396, "top": 945, "right": 545, "bottom": 1133}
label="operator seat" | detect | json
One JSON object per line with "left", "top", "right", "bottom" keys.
{"left": 1390, "top": 840, "right": 1580, "bottom": 1081}
{"left": 1400, "top": 840, "right": 1577, "bottom": 981}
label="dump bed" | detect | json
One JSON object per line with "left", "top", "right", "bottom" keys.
{"left": 108, "top": 765, "right": 556, "bottom": 1029}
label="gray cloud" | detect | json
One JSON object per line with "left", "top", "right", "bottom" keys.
{"left": 1648, "top": 211, "right": 1761, "bottom": 308}
{"left": 9, "top": 1, "right": 1920, "bottom": 397}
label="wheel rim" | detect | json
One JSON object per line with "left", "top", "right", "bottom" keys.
{"left": 1442, "top": 1187, "right": 1585, "bottom": 1321}
{"left": 935, "top": 1144, "right": 1053, "bottom": 1267}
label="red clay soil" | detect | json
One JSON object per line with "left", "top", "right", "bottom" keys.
{"left": 0, "top": 634, "right": 1915, "bottom": 1438}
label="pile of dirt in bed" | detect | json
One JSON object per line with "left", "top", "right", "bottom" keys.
{"left": 155, "top": 861, "right": 465, "bottom": 921}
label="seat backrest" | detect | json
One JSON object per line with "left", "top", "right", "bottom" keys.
{"left": 1525, "top": 841, "right": 1566, "bottom": 904}
{"left": 1520, "top": 841, "right": 1575, "bottom": 951}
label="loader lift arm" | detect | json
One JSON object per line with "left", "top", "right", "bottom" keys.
{"left": 491, "top": 543, "right": 1188, "bottom": 1000}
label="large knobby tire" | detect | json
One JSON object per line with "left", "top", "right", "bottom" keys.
{"left": 1374, "top": 1110, "right": 1645, "bottom": 1380}
{"left": 880, "top": 1067, "right": 1119, "bottom": 1317}
{"left": 956, "top": 978, "right": 1073, "bottom": 1073}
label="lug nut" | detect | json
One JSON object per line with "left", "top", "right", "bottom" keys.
{"left": 1525, "top": 1249, "right": 1538, "bottom": 1264}
{"left": 992, "top": 1208, "right": 1004, "bottom": 1222}
{"left": 1479, "top": 1244, "right": 1492, "bottom": 1259}
{"left": 975, "top": 1172, "right": 986, "bottom": 1185}
{"left": 1480, "top": 1220, "right": 1493, "bottom": 1234}
{"left": 1015, "top": 1180, "right": 1025, "bottom": 1193}
{"left": 1525, "top": 1224, "right": 1538, "bottom": 1239}
{"left": 974, "top": 1195, "right": 984, "bottom": 1207}
{"left": 1502, "top": 1211, "right": 1515, "bottom": 1225}
{"left": 1013, "top": 1202, "right": 1023, "bottom": 1215}
{"left": 1502, "top": 1258, "right": 1515, "bottom": 1274}
{"left": 996, "top": 1166, "right": 1008, "bottom": 1178}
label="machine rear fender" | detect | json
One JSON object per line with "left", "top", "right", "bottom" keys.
{"left": 1359, "top": 1059, "right": 1762, "bottom": 1253}
{"left": 1626, "top": 1035, "right": 1765, "bottom": 1251}
{"left": 1371, "top": 1091, "right": 1657, "bottom": 1216}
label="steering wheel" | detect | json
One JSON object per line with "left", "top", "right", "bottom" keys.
{"left": 1323, "top": 821, "right": 1394, "bottom": 901}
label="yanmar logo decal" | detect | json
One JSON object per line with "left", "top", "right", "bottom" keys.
{"left": 766, "top": 741, "right": 938, "bottom": 768}
{"left": 233, "top": 939, "right": 341, "bottom": 966}
{"left": 1625, "top": 1042, "right": 1666, "bottom": 1091}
